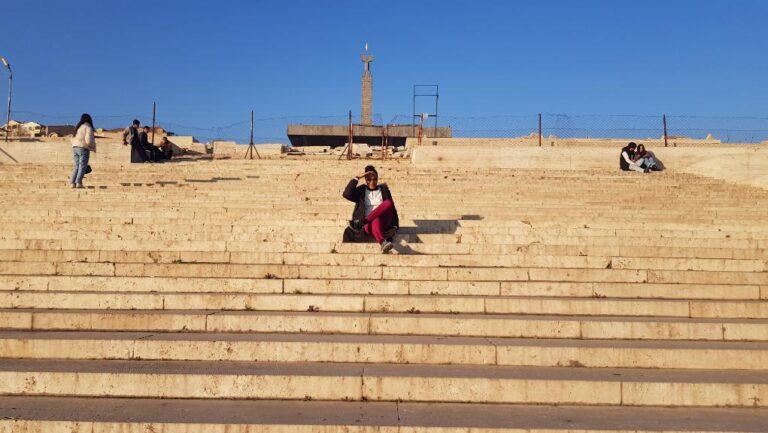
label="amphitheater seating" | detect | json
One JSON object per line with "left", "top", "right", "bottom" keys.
{"left": 0, "top": 154, "right": 767, "bottom": 432}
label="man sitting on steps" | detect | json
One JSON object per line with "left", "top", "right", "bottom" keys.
{"left": 342, "top": 165, "right": 399, "bottom": 253}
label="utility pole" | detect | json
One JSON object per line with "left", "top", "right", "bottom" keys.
{"left": 0, "top": 57, "right": 12, "bottom": 142}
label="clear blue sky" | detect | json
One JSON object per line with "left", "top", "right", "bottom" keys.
{"left": 2, "top": 0, "right": 767, "bottom": 129}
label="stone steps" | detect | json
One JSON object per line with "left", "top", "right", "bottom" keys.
{"left": 4, "top": 309, "right": 767, "bottom": 341}
{"left": 5, "top": 224, "right": 768, "bottom": 242}
{"left": 4, "top": 224, "right": 768, "bottom": 250}
{"left": 3, "top": 397, "right": 768, "bottom": 433}
{"left": 3, "top": 275, "right": 763, "bottom": 300}
{"left": 1, "top": 249, "right": 766, "bottom": 271}
{"left": 2, "top": 159, "right": 767, "bottom": 430}
{"left": 3, "top": 331, "right": 768, "bottom": 370}
{"left": 2, "top": 205, "right": 765, "bottom": 217}
{"left": 2, "top": 290, "right": 767, "bottom": 318}
{"left": 2, "top": 261, "right": 765, "bottom": 286}
{"left": 3, "top": 203, "right": 764, "bottom": 216}
{"left": 4, "top": 240, "right": 768, "bottom": 260}
{"left": 1, "top": 359, "right": 767, "bottom": 407}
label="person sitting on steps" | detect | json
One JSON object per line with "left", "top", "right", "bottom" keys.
{"left": 634, "top": 143, "right": 665, "bottom": 171}
{"left": 139, "top": 126, "right": 160, "bottom": 162}
{"left": 619, "top": 142, "right": 650, "bottom": 173}
{"left": 156, "top": 136, "right": 174, "bottom": 160}
{"left": 343, "top": 165, "right": 399, "bottom": 253}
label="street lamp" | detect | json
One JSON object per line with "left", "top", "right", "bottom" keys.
{"left": 0, "top": 56, "right": 12, "bottom": 142}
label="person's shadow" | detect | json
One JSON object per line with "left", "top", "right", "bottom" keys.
{"left": 391, "top": 214, "right": 483, "bottom": 255}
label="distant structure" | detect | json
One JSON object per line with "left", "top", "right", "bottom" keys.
{"left": 286, "top": 46, "right": 451, "bottom": 148}
{"left": 361, "top": 44, "right": 373, "bottom": 125}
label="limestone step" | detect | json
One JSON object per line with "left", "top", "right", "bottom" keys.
{"left": 2, "top": 331, "right": 767, "bottom": 370}
{"left": 5, "top": 218, "right": 768, "bottom": 238}
{"left": 1, "top": 249, "right": 765, "bottom": 272}
{"left": 2, "top": 261, "right": 766, "bottom": 286}
{"left": 6, "top": 222, "right": 768, "bottom": 242}
{"left": 5, "top": 215, "right": 768, "bottom": 233}
{"left": 3, "top": 239, "right": 768, "bottom": 260}
{"left": 3, "top": 309, "right": 767, "bottom": 341}
{"left": 4, "top": 230, "right": 767, "bottom": 250}
{"left": 5, "top": 209, "right": 765, "bottom": 226}
{"left": 4, "top": 194, "right": 761, "bottom": 204}
{"left": 1, "top": 359, "right": 767, "bottom": 406}
{"left": 4, "top": 239, "right": 768, "bottom": 264}
{"left": 4, "top": 275, "right": 763, "bottom": 300}
{"left": 4, "top": 396, "right": 767, "bottom": 433}
{"left": 2, "top": 290, "right": 767, "bottom": 318}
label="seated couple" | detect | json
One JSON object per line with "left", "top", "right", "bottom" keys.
{"left": 620, "top": 142, "right": 665, "bottom": 173}
{"left": 342, "top": 165, "right": 399, "bottom": 254}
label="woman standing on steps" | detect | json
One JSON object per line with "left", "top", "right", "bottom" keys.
{"left": 70, "top": 113, "right": 96, "bottom": 189}
{"left": 343, "top": 165, "right": 400, "bottom": 253}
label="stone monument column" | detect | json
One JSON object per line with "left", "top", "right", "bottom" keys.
{"left": 361, "top": 46, "right": 373, "bottom": 126}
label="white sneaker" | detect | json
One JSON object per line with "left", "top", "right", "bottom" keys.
{"left": 380, "top": 241, "right": 393, "bottom": 254}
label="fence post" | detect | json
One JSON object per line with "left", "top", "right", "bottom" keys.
{"left": 538, "top": 113, "right": 542, "bottom": 146}
{"left": 348, "top": 110, "right": 353, "bottom": 160}
{"left": 381, "top": 124, "right": 388, "bottom": 160}
{"left": 418, "top": 115, "right": 424, "bottom": 146}
{"left": 244, "top": 110, "right": 260, "bottom": 160}
{"left": 663, "top": 114, "right": 668, "bottom": 147}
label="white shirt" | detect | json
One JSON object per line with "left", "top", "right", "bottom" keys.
{"left": 364, "top": 188, "right": 383, "bottom": 217}
{"left": 72, "top": 124, "right": 96, "bottom": 151}
{"left": 621, "top": 151, "right": 634, "bottom": 164}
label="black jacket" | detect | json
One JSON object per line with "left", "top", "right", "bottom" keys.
{"left": 619, "top": 146, "right": 634, "bottom": 171}
{"left": 343, "top": 178, "right": 400, "bottom": 228}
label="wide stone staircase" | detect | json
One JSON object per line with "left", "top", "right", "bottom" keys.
{"left": 0, "top": 158, "right": 767, "bottom": 432}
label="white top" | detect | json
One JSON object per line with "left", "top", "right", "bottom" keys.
{"left": 71, "top": 124, "right": 96, "bottom": 151}
{"left": 364, "top": 188, "right": 383, "bottom": 217}
{"left": 621, "top": 151, "right": 634, "bottom": 164}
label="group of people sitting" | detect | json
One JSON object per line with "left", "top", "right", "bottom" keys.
{"left": 619, "top": 142, "right": 665, "bottom": 173}
{"left": 123, "top": 119, "right": 174, "bottom": 163}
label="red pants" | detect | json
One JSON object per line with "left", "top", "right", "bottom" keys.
{"left": 364, "top": 199, "right": 394, "bottom": 243}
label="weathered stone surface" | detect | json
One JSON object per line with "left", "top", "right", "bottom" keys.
{"left": 1, "top": 154, "right": 768, "bottom": 430}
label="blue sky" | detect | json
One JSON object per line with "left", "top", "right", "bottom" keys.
{"left": 2, "top": 0, "right": 767, "bottom": 130}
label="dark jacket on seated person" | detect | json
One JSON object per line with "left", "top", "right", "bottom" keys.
{"left": 619, "top": 145, "right": 635, "bottom": 171}
{"left": 342, "top": 178, "right": 400, "bottom": 242}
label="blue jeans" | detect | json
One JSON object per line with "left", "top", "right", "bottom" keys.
{"left": 70, "top": 147, "right": 90, "bottom": 185}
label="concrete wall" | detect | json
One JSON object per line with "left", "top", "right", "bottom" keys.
{"left": 0, "top": 139, "right": 131, "bottom": 164}
{"left": 287, "top": 124, "right": 453, "bottom": 147}
{"left": 0, "top": 137, "right": 206, "bottom": 164}
{"left": 212, "top": 141, "right": 286, "bottom": 159}
{"left": 287, "top": 124, "right": 452, "bottom": 138}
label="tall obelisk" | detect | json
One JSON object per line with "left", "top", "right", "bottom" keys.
{"left": 360, "top": 43, "right": 373, "bottom": 125}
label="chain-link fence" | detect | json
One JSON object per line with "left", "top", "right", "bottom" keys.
{"left": 393, "top": 114, "right": 768, "bottom": 144}
{"left": 5, "top": 111, "right": 385, "bottom": 145}
{"left": 4, "top": 110, "right": 768, "bottom": 144}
